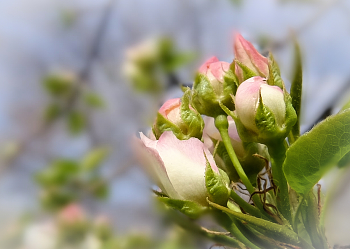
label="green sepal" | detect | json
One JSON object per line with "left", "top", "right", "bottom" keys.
{"left": 208, "top": 200, "right": 314, "bottom": 249}
{"left": 300, "top": 191, "right": 328, "bottom": 249}
{"left": 235, "top": 60, "right": 257, "bottom": 82}
{"left": 289, "top": 40, "right": 303, "bottom": 141}
{"left": 284, "top": 90, "right": 298, "bottom": 142}
{"left": 157, "top": 197, "right": 207, "bottom": 219}
{"left": 205, "top": 160, "right": 230, "bottom": 206}
{"left": 180, "top": 88, "right": 204, "bottom": 139}
{"left": 192, "top": 72, "right": 235, "bottom": 117}
{"left": 267, "top": 53, "right": 284, "bottom": 89}
{"left": 153, "top": 112, "right": 184, "bottom": 140}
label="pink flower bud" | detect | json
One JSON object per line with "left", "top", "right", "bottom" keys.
{"left": 137, "top": 131, "right": 218, "bottom": 205}
{"left": 58, "top": 203, "right": 86, "bottom": 225}
{"left": 234, "top": 34, "right": 269, "bottom": 81}
{"left": 158, "top": 98, "right": 182, "bottom": 127}
{"left": 235, "top": 76, "right": 286, "bottom": 134}
{"left": 198, "top": 56, "right": 230, "bottom": 95}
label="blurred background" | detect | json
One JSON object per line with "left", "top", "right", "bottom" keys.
{"left": 1, "top": 0, "right": 350, "bottom": 248}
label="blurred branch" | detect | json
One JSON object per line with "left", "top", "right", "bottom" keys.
{"left": 1, "top": 0, "right": 117, "bottom": 174}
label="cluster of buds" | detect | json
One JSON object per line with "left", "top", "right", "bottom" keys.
{"left": 136, "top": 33, "right": 297, "bottom": 211}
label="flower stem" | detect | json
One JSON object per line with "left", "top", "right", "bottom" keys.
{"left": 215, "top": 115, "right": 266, "bottom": 216}
{"left": 267, "top": 140, "right": 292, "bottom": 224}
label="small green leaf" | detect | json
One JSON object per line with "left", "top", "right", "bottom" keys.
{"left": 43, "top": 74, "right": 74, "bottom": 97}
{"left": 67, "top": 111, "right": 86, "bottom": 134}
{"left": 81, "top": 147, "right": 110, "bottom": 171}
{"left": 289, "top": 40, "right": 303, "bottom": 141}
{"left": 36, "top": 160, "right": 79, "bottom": 186}
{"left": 84, "top": 92, "right": 105, "bottom": 108}
{"left": 283, "top": 109, "right": 350, "bottom": 195}
{"left": 158, "top": 197, "right": 207, "bottom": 219}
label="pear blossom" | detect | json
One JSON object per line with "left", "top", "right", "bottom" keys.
{"left": 198, "top": 56, "right": 231, "bottom": 96}
{"left": 138, "top": 131, "right": 218, "bottom": 205}
{"left": 153, "top": 93, "right": 204, "bottom": 140}
{"left": 192, "top": 57, "right": 236, "bottom": 117}
{"left": 235, "top": 76, "right": 286, "bottom": 135}
{"left": 234, "top": 33, "right": 269, "bottom": 82}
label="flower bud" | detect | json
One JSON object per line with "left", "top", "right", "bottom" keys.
{"left": 235, "top": 76, "right": 296, "bottom": 143}
{"left": 153, "top": 89, "right": 204, "bottom": 140}
{"left": 137, "top": 131, "right": 220, "bottom": 206}
{"left": 192, "top": 56, "right": 237, "bottom": 117}
{"left": 202, "top": 116, "right": 267, "bottom": 184}
{"left": 234, "top": 33, "right": 269, "bottom": 83}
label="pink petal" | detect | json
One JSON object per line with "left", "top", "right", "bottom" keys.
{"left": 234, "top": 33, "right": 269, "bottom": 77}
{"left": 156, "top": 131, "right": 218, "bottom": 205}
{"left": 198, "top": 56, "right": 219, "bottom": 74}
{"left": 137, "top": 133, "right": 181, "bottom": 199}
{"left": 209, "top": 61, "right": 230, "bottom": 82}
{"left": 158, "top": 98, "right": 181, "bottom": 117}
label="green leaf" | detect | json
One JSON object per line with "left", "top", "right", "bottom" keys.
{"left": 43, "top": 74, "right": 74, "bottom": 97}
{"left": 341, "top": 98, "right": 350, "bottom": 111}
{"left": 283, "top": 109, "right": 350, "bottom": 195}
{"left": 157, "top": 197, "right": 207, "bottom": 219}
{"left": 67, "top": 111, "right": 86, "bottom": 134}
{"left": 81, "top": 147, "right": 110, "bottom": 171}
{"left": 84, "top": 92, "right": 105, "bottom": 108}
{"left": 36, "top": 160, "right": 79, "bottom": 186}
{"left": 289, "top": 40, "right": 303, "bottom": 141}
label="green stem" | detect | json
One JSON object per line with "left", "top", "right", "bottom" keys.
{"left": 214, "top": 211, "right": 261, "bottom": 249}
{"left": 215, "top": 115, "right": 266, "bottom": 216}
{"left": 230, "top": 191, "right": 269, "bottom": 221}
{"left": 267, "top": 140, "right": 292, "bottom": 224}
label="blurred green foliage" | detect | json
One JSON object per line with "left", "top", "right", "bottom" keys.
{"left": 35, "top": 148, "right": 110, "bottom": 211}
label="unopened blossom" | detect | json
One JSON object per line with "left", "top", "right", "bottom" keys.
{"left": 137, "top": 131, "right": 218, "bottom": 205}
{"left": 234, "top": 33, "right": 269, "bottom": 82}
{"left": 153, "top": 91, "right": 204, "bottom": 140}
{"left": 192, "top": 56, "right": 236, "bottom": 117}
{"left": 235, "top": 76, "right": 296, "bottom": 143}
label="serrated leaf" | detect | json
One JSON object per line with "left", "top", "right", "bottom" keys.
{"left": 81, "top": 147, "right": 110, "bottom": 171}
{"left": 283, "top": 109, "right": 350, "bottom": 195}
{"left": 158, "top": 197, "right": 207, "bottom": 219}
{"left": 289, "top": 41, "right": 303, "bottom": 140}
